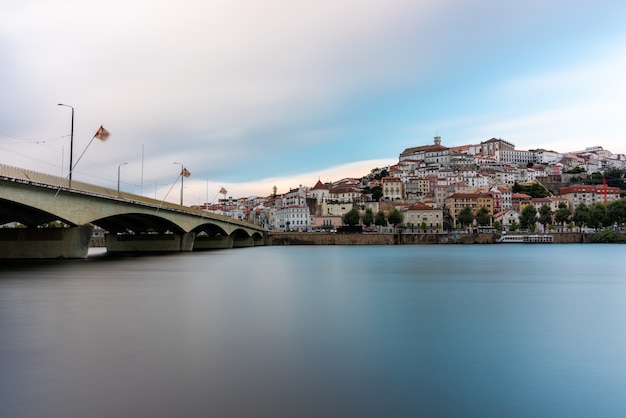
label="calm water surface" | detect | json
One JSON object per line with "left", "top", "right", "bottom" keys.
{"left": 1, "top": 244, "right": 626, "bottom": 417}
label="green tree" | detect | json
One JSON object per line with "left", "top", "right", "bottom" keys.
{"left": 520, "top": 205, "right": 537, "bottom": 230}
{"left": 605, "top": 167, "right": 625, "bottom": 180}
{"left": 475, "top": 206, "right": 491, "bottom": 226}
{"left": 387, "top": 209, "right": 404, "bottom": 227}
{"left": 362, "top": 208, "right": 374, "bottom": 226}
{"left": 538, "top": 204, "right": 552, "bottom": 229}
{"left": 493, "top": 220, "right": 501, "bottom": 230}
{"left": 554, "top": 202, "right": 571, "bottom": 227}
{"left": 588, "top": 202, "right": 609, "bottom": 229}
{"left": 607, "top": 198, "right": 626, "bottom": 226}
{"left": 374, "top": 210, "right": 387, "bottom": 226}
{"left": 342, "top": 207, "right": 360, "bottom": 226}
{"left": 510, "top": 221, "right": 519, "bottom": 231}
{"left": 458, "top": 207, "right": 474, "bottom": 228}
{"left": 572, "top": 202, "right": 589, "bottom": 228}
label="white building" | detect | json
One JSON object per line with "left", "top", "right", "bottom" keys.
{"left": 274, "top": 206, "right": 311, "bottom": 232}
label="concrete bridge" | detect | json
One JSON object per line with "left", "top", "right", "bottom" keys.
{"left": 0, "top": 164, "right": 266, "bottom": 259}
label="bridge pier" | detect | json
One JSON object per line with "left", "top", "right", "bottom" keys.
{"left": 105, "top": 232, "right": 196, "bottom": 253}
{"left": 193, "top": 235, "right": 234, "bottom": 250}
{"left": 0, "top": 225, "right": 93, "bottom": 259}
{"left": 233, "top": 236, "right": 255, "bottom": 248}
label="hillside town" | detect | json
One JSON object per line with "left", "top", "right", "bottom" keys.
{"left": 192, "top": 137, "right": 626, "bottom": 233}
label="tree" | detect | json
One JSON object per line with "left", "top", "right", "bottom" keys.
{"left": 458, "top": 207, "right": 474, "bottom": 228}
{"left": 374, "top": 211, "right": 387, "bottom": 226}
{"left": 538, "top": 204, "right": 552, "bottom": 229}
{"left": 475, "top": 206, "right": 491, "bottom": 226}
{"left": 572, "top": 202, "right": 589, "bottom": 228}
{"left": 387, "top": 209, "right": 404, "bottom": 227}
{"left": 588, "top": 202, "right": 609, "bottom": 229}
{"left": 362, "top": 208, "right": 374, "bottom": 226}
{"left": 520, "top": 205, "right": 537, "bottom": 230}
{"left": 342, "top": 207, "right": 360, "bottom": 226}
{"left": 554, "top": 202, "right": 571, "bottom": 227}
{"left": 607, "top": 198, "right": 626, "bottom": 226}
{"left": 510, "top": 221, "right": 519, "bottom": 231}
{"left": 493, "top": 220, "right": 501, "bottom": 230}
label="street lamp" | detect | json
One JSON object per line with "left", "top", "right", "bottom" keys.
{"left": 173, "top": 162, "right": 184, "bottom": 206}
{"left": 57, "top": 104, "right": 74, "bottom": 187}
{"left": 117, "top": 162, "right": 128, "bottom": 196}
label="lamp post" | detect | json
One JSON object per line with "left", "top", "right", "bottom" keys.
{"left": 117, "top": 162, "right": 128, "bottom": 196}
{"left": 57, "top": 104, "right": 74, "bottom": 187}
{"left": 174, "top": 162, "right": 184, "bottom": 205}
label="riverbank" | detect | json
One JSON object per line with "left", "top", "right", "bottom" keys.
{"left": 266, "top": 232, "right": 598, "bottom": 245}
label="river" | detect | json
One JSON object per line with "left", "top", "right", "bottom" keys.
{"left": 2, "top": 244, "right": 626, "bottom": 417}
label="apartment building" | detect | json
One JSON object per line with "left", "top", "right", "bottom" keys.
{"left": 559, "top": 185, "right": 621, "bottom": 209}
{"left": 445, "top": 192, "right": 494, "bottom": 226}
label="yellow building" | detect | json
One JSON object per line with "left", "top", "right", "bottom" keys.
{"left": 445, "top": 192, "right": 494, "bottom": 226}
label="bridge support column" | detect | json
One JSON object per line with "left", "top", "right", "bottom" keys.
{"left": 106, "top": 232, "right": 196, "bottom": 253}
{"left": 233, "top": 236, "right": 255, "bottom": 248}
{"left": 0, "top": 225, "right": 93, "bottom": 259}
{"left": 193, "top": 235, "right": 234, "bottom": 250}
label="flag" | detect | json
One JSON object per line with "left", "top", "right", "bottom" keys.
{"left": 181, "top": 168, "right": 191, "bottom": 177}
{"left": 94, "top": 125, "right": 110, "bottom": 141}
{"left": 219, "top": 187, "right": 227, "bottom": 195}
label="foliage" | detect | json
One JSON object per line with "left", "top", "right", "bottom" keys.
{"left": 572, "top": 202, "right": 589, "bottom": 227}
{"left": 519, "top": 205, "right": 537, "bottom": 229}
{"left": 362, "top": 208, "right": 374, "bottom": 226}
{"left": 387, "top": 209, "right": 404, "bottom": 227}
{"left": 538, "top": 204, "right": 552, "bottom": 227}
{"left": 374, "top": 211, "right": 387, "bottom": 226}
{"left": 604, "top": 167, "right": 625, "bottom": 180}
{"left": 362, "top": 185, "right": 383, "bottom": 201}
{"left": 475, "top": 206, "right": 490, "bottom": 226}
{"left": 607, "top": 198, "right": 626, "bottom": 226}
{"left": 458, "top": 207, "right": 474, "bottom": 227}
{"left": 511, "top": 182, "right": 550, "bottom": 198}
{"left": 592, "top": 229, "right": 623, "bottom": 243}
{"left": 342, "top": 207, "right": 360, "bottom": 226}
{"left": 554, "top": 202, "right": 571, "bottom": 226}
{"left": 493, "top": 220, "right": 501, "bottom": 230}
{"left": 420, "top": 221, "right": 427, "bottom": 230}
{"left": 565, "top": 166, "right": 586, "bottom": 174}
{"left": 588, "top": 202, "right": 608, "bottom": 229}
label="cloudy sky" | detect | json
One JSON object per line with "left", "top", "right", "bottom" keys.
{"left": 2, "top": 0, "right": 625, "bottom": 205}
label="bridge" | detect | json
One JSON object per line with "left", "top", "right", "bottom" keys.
{"left": 0, "top": 164, "right": 266, "bottom": 259}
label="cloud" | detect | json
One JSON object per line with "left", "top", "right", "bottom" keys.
{"left": 2, "top": 0, "right": 626, "bottom": 199}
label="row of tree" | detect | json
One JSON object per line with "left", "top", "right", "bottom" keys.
{"left": 457, "top": 199, "right": 626, "bottom": 231}
{"left": 342, "top": 207, "right": 404, "bottom": 228}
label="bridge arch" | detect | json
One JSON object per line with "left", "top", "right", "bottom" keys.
{"left": 91, "top": 213, "right": 186, "bottom": 235}
{"left": 0, "top": 198, "right": 76, "bottom": 227}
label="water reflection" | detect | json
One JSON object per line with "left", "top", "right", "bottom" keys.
{"left": 2, "top": 245, "right": 626, "bottom": 417}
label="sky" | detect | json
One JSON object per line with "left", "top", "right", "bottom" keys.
{"left": 2, "top": 0, "right": 626, "bottom": 205}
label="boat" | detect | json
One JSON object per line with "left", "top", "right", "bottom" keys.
{"left": 497, "top": 234, "right": 553, "bottom": 243}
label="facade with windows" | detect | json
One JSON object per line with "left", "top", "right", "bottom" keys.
{"left": 274, "top": 206, "right": 310, "bottom": 232}
{"left": 382, "top": 176, "right": 404, "bottom": 200}
{"left": 559, "top": 185, "right": 621, "bottom": 209}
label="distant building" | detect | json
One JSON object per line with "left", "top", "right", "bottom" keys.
{"left": 405, "top": 202, "right": 446, "bottom": 230}
{"left": 559, "top": 185, "right": 621, "bottom": 209}
{"left": 399, "top": 136, "right": 452, "bottom": 168}
{"left": 480, "top": 138, "right": 515, "bottom": 157}
{"left": 445, "top": 192, "right": 494, "bottom": 226}
{"left": 382, "top": 176, "right": 403, "bottom": 200}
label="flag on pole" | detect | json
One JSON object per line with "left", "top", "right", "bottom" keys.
{"left": 181, "top": 168, "right": 191, "bottom": 177}
{"left": 94, "top": 125, "right": 110, "bottom": 141}
{"left": 219, "top": 187, "right": 227, "bottom": 195}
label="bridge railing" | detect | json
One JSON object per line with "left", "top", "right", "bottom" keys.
{"left": 0, "top": 163, "right": 261, "bottom": 229}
